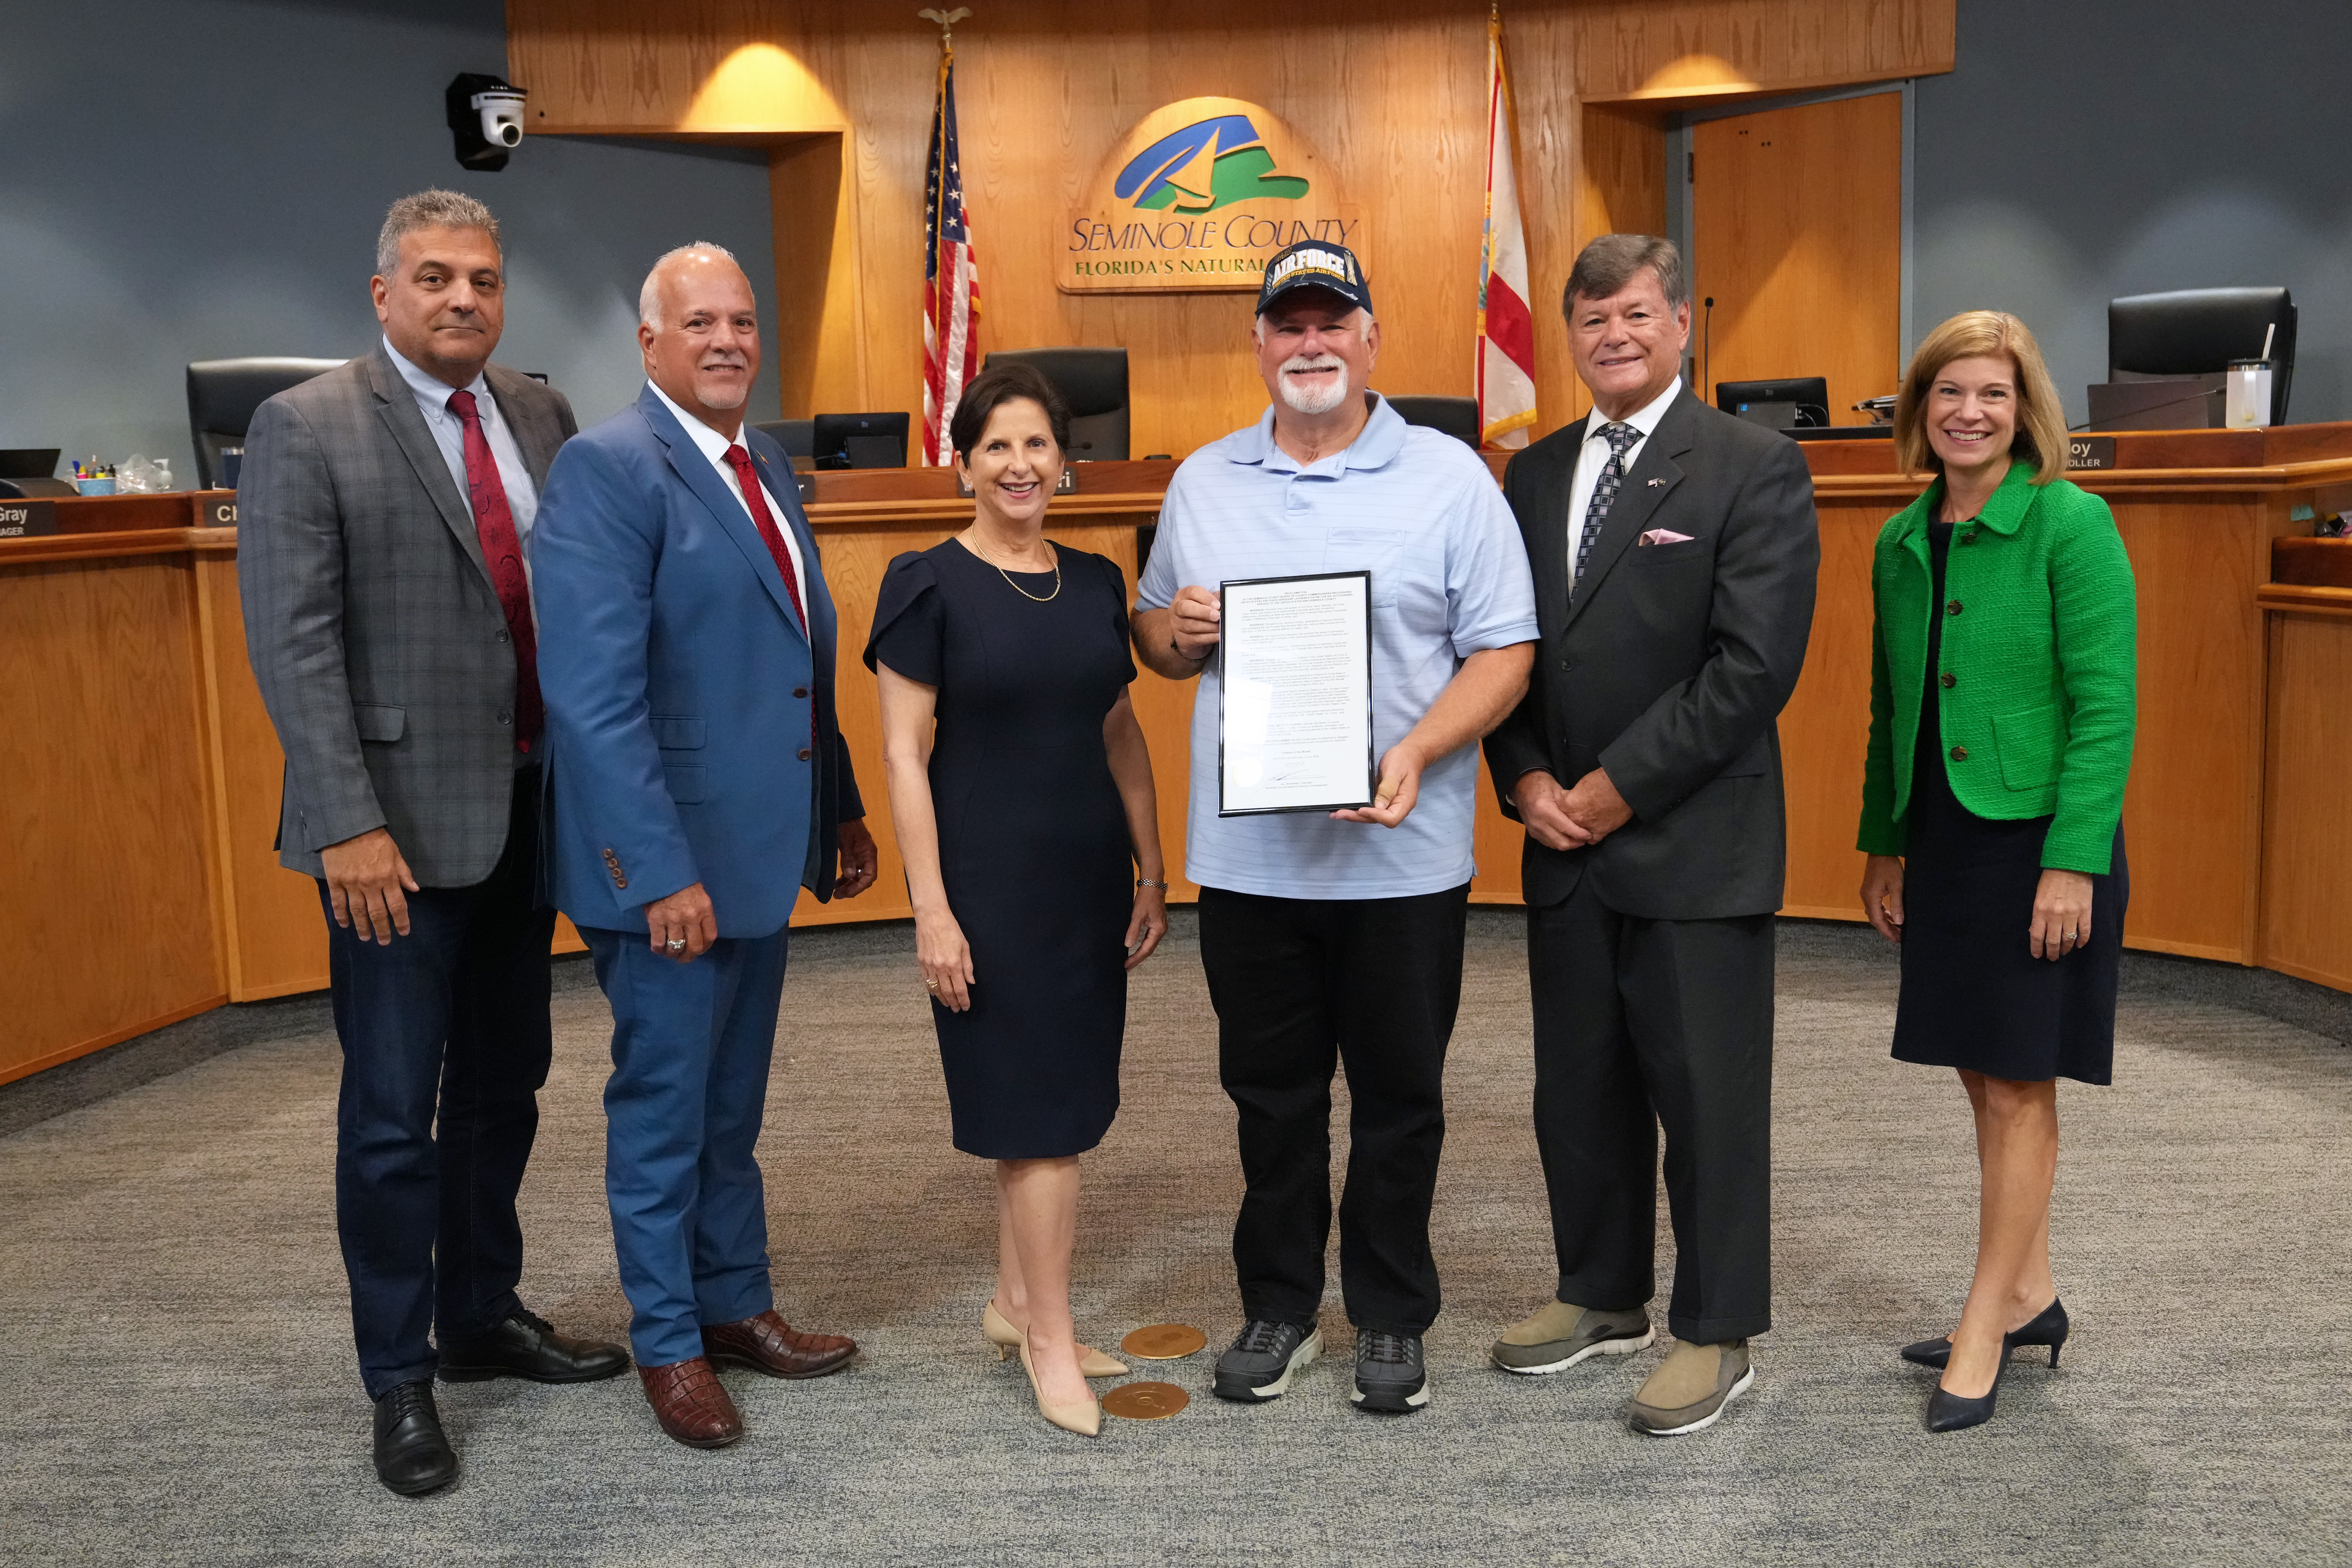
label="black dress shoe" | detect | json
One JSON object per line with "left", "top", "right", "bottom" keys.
{"left": 1901, "top": 1298, "right": 2069, "bottom": 1371}
{"left": 438, "top": 1307, "right": 630, "bottom": 1384}
{"left": 372, "top": 1380, "right": 458, "bottom": 1497}
{"left": 1926, "top": 1352, "right": 2011, "bottom": 1432}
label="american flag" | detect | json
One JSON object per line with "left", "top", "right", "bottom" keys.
{"left": 922, "top": 48, "right": 980, "bottom": 466}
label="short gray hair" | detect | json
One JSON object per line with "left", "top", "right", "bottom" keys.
{"left": 1564, "top": 234, "right": 1688, "bottom": 316}
{"left": 376, "top": 189, "right": 501, "bottom": 279}
{"left": 639, "top": 242, "right": 740, "bottom": 330}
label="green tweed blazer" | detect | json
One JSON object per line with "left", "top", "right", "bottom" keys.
{"left": 1858, "top": 462, "right": 2137, "bottom": 874}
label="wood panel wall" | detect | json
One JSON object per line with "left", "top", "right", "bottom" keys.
{"left": 2259, "top": 594, "right": 2352, "bottom": 993}
{"left": 2, "top": 548, "right": 226, "bottom": 1083}
{"left": 504, "top": 0, "right": 1953, "bottom": 455}
{"left": 1692, "top": 91, "right": 1904, "bottom": 418}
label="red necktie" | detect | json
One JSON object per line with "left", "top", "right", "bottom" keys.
{"left": 723, "top": 443, "right": 807, "bottom": 633}
{"left": 446, "top": 390, "right": 542, "bottom": 753}
{"left": 723, "top": 443, "right": 817, "bottom": 757}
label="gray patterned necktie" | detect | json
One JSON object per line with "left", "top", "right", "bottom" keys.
{"left": 1573, "top": 421, "right": 1642, "bottom": 585}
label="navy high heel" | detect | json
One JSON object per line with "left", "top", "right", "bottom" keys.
{"left": 1922, "top": 1299, "right": 2070, "bottom": 1432}
{"left": 1926, "top": 1348, "right": 2010, "bottom": 1431}
{"left": 1900, "top": 1297, "right": 2069, "bottom": 1371}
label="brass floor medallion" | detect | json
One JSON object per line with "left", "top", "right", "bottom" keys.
{"left": 1121, "top": 1323, "right": 1209, "bottom": 1360}
{"left": 1102, "top": 1381, "right": 1189, "bottom": 1421}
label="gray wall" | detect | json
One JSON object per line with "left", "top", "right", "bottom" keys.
{"left": 1914, "top": 0, "right": 2352, "bottom": 425}
{"left": 0, "top": 0, "right": 780, "bottom": 481}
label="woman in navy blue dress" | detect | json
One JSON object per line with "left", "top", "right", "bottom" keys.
{"left": 866, "top": 363, "right": 1168, "bottom": 1437}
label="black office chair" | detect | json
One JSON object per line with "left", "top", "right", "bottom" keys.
{"left": 982, "top": 348, "right": 1129, "bottom": 460}
{"left": 1385, "top": 396, "right": 1481, "bottom": 448}
{"left": 2109, "top": 287, "right": 2296, "bottom": 425}
{"left": 750, "top": 419, "right": 816, "bottom": 459}
{"left": 187, "top": 357, "right": 347, "bottom": 488}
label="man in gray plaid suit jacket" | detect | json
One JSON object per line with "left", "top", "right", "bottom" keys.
{"left": 238, "top": 190, "right": 626, "bottom": 1498}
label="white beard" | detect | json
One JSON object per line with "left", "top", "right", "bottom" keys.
{"left": 1277, "top": 354, "right": 1350, "bottom": 416}
{"left": 697, "top": 363, "right": 750, "bottom": 410}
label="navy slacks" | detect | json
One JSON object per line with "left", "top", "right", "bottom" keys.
{"left": 323, "top": 769, "right": 555, "bottom": 1399}
{"left": 584, "top": 923, "right": 788, "bottom": 1368}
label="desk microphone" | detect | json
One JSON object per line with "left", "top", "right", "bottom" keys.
{"left": 1702, "top": 298, "right": 1714, "bottom": 401}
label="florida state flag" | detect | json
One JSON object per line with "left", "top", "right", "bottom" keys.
{"left": 1476, "top": 6, "right": 1537, "bottom": 449}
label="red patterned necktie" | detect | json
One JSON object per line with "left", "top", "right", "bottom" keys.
{"left": 722, "top": 443, "right": 816, "bottom": 757}
{"left": 722, "top": 443, "right": 807, "bottom": 633}
{"left": 445, "top": 390, "right": 542, "bottom": 753}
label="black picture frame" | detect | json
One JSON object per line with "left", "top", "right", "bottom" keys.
{"left": 1215, "top": 569, "right": 1376, "bottom": 817}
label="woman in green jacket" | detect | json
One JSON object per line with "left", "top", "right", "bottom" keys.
{"left": 1858, "top": 310, "right": 2136, "bottom": 1433}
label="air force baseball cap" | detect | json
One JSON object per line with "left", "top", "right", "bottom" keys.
{"left": 1256, "top": 240, "right": 1373, "bottom": 318}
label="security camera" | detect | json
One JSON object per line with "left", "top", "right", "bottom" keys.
{"left": 474, "top": 89, "right": 526, "bottom": 148}
{"left": 446, "top": 73, "right": 526, "bottom": 172}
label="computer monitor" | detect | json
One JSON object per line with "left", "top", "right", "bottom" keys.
{"left": 0, "top": 448, "right": 71, "bottom": 497}
{"left": 811, "top": 412, "right": 909, "bottom": 470}
{"left": 1715, "top": 377, "right": 1829, "bottom": 429}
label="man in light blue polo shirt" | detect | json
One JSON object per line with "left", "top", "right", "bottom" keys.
{"left": 1134, "top": 240, "right": 1537, "bottom": 1415}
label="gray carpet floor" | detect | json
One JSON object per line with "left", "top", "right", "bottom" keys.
{"left": 2, "top": 913, "right": 2347, "bottom": 1567}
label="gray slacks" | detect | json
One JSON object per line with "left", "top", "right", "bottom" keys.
{"left": 1528, "top": 879, "right": 1775, "bottom": 1343}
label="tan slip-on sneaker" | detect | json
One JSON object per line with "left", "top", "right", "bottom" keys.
{"left": 1491, "top": 1299, "right": 1656, "bottom": 1374}
{"left": 1624, "top": 1339, "right": 1753, "bottom": 1436}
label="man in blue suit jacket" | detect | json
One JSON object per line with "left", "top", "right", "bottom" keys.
{"left": 532, "top": 243, "right": 878, "bottom": 1450}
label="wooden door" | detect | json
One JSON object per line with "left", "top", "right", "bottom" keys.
{"left": 1691, "top": 93, "right": 1904, "bottom": 423}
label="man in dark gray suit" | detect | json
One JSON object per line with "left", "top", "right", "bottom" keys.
{"left": 239, "top": 189, "right": 625, "bottom": 1497}
{"left": 1481, "top": 234, "right": 1818, "bottom": 1436}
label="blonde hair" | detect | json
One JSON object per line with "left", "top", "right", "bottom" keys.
{"left": 1894, "top": 311, "right": 2068, "bottom": 485}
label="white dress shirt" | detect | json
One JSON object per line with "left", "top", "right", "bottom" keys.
{"left": 648, "top": 380, "right": 808, "bottom": 626}
{"left": 381, "top": 337, "right": 539, "bottom": 551}
{"left": 1566, "top": 375, "right": 1682, "bottom": 584}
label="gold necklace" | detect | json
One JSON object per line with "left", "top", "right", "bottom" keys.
{"left": 967, "top": 535, "right": 1061, "bottom": 602}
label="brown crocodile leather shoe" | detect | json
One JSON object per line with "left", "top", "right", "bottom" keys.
{"left": 638, "top": 1357, "right": 743, "bottom": 1449}
{"left": 702, "top": 1309, "right": 858, "bottom": 1380}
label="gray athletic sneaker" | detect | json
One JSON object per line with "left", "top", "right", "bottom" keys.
{"left": 1352, "top": 1330, "right": 1430, "bottom": 1413}
{"left": 1212, "top": 1319, "right": 1322, "bottom": 1402}
{"left": 1490, "top": 1299, "right": 1655, "bottom": 1374}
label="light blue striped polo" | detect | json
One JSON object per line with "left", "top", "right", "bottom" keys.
{"left": 1138, "top": 395, "right": 1539, "bottom": 900}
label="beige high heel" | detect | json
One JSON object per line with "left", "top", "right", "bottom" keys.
{"left": 1019, "top": 1341, "right": 1102, "bottom": 1437}
{"left": 983, "top": 1300, "right": 1127, "bottom": 1378}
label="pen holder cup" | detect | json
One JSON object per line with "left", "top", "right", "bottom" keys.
{"left": 2226, "top": 360, "right": 2274, "bottom": 430}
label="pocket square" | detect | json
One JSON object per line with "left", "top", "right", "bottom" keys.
{"left": 1637, "top": 528, "right": 1695, "bottom": 546}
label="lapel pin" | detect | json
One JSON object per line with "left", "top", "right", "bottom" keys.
{"left": 1646, "top": 477, "right": 1667, "bottom": 487}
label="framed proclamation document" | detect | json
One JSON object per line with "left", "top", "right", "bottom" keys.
{"left": 1216, "top": 571, "right": 1376, "bottom": 816}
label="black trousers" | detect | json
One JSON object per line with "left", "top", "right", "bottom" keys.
{"left": 1529, "top": 878, "right": 1775, "bottom": 1344}
{"left": 321, "top": 769, "right": 556, "bottom": 1398}
{"left": 1198, "top": 882, "right": 1469, "bottom": 1337}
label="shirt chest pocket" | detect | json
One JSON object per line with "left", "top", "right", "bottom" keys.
{"left": 1322, "top": 526, "right": 1443, "bottom": 628}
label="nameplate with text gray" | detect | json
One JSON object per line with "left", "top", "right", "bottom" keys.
{"left": 0, "top": 499, "right": 57, "bottom": 538}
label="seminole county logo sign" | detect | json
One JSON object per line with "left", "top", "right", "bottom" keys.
{"left": 1063, "top": 98, "right": 1365, "bottom": 294}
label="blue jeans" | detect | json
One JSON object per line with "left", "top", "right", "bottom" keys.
{"left": 323, "top": 772, "right": 555, "bottom": 1399}
{"left": 584, "top": 924, "right": 788, "bottom": 1367}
